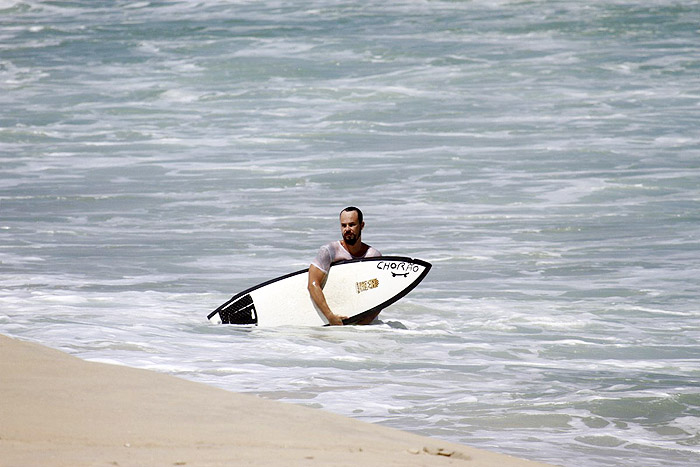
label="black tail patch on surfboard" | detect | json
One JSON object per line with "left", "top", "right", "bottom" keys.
{"left": 217, "top": 293, "right": 257, "bottom": 325}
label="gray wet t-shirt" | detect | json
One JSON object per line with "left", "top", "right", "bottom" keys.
{"left": 311, "top": 241, "right": 382, "bottom": 273}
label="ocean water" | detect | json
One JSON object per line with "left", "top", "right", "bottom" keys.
{"left": 1, "top": 1, "right": 699, "bottom": 465}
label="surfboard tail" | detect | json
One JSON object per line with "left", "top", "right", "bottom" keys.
{"left": 209, "top": 294, "right": 258, "bottom": 324}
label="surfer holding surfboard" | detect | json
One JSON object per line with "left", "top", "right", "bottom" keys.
{"left": 308, "top": 207, "right": 382, "bottom": 326}
{"left": 208, "top": 207, "right": 430, "bottom": 327}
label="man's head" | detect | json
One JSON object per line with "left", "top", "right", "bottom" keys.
{"left": 340, "top": 206, "right": 364, "bottom": 246}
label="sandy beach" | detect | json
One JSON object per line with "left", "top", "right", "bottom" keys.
{"left": 1, "top": 334, "right": 554, "bottom": 466}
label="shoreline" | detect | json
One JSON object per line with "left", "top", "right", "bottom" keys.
{"left": 1, "top": 334, "right": 554, "bottom": 466}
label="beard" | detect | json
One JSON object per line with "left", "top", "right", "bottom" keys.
{"left": 344, "top": 233, "right": 359, "bottom": 246}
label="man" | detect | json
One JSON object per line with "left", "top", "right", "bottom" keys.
{"left": 308, "top": 207, "right": 382, "bottom": 325}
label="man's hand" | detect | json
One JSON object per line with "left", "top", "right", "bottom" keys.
{"left": 327, "top": 313, "right": 347, "bottom": 326}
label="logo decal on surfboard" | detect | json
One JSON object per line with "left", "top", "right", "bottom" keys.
{"left": 376, "top": 260, "right": 420, "bottom": 273}
{"left": 391, "top": 272, "right": 409, "bottom": 277}
{"left": 356, "top": 278, "right": 379, "bottom": 294}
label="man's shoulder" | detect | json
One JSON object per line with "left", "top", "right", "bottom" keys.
{"left": 316, "top": 241, "right": 339, "bottom": 253}
{"left": 365, "top": 245, "right": 381, "bottom": 257}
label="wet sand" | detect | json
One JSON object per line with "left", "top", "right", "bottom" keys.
{"left": 1, "top": 334, "right": 555, "bottom": 466}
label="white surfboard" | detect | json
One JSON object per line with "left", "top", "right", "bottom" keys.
{"left": 208, "top": 256, "right": 431, "bottom": 326}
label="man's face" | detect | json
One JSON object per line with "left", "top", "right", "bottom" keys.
{"left": 340, "top": 211, "right": 363, "bottom": 246}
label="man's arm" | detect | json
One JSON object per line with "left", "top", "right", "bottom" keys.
{"left": 308, "top": 264, "right": 346, "bottom": 326}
